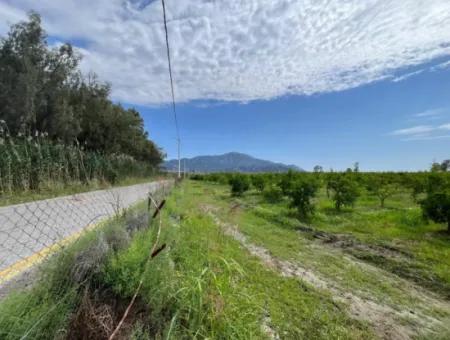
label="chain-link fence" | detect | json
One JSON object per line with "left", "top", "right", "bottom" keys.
{"left": 0, "top": 180, "right": 173, "bottom": 295}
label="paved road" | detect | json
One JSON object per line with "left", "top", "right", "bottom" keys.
{"left": 0, "top": 180, "right": 172, "bottom": 280}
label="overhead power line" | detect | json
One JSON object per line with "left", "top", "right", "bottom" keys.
{"left": 161, "top": 0, "right": 181, "bottom": 179}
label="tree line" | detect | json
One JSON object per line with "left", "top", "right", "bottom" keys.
{"left": 0, "top": 13, "right": 163, "bottom": 166}
{"left": 192, "top": 169, "right": 450, "bottom": 233}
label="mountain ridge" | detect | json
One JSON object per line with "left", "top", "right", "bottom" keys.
{"left": 163, "top": 152, "right": 302, "bottom": 173}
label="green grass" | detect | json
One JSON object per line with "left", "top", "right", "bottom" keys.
{"left": 0, "top": 201, "right": 150, "bottom": 339}
{"left": 188, "top": 181, "right": 450, "bottom": 335}
{"left": 0, "top": 182, "right": 372, "bottom": 339}
{"left": 4, "top": 180, "right": 449, "bottom": 338}
{"left": 211, "top": 183, "right": 450, "bottom": 299}
{"left": 102, "top": 181, "right": 372, "bottom": 339}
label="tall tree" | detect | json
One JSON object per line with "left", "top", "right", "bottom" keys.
{"left": 0, "top": 13, "right": 163, "bottom": 167}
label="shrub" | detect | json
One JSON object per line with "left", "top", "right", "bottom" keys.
{"left": 426, "top": 173, "right": 448, "bottom": 194}
{"left": 251, "top": 175, "right": 266, "bottom": 192}
{"left": 229, "top": 175, "right": 250, "bottom": 196}
{"left": 287, "top": 179, "right": 319, "bottom": 220}
{"left": 404, "top": 175, "right": 426, "bottom": 203}
{"left": 420, "top": 174, "right": 450, "bottom": 233}
{"left": 190, "top": 174, "right": 204, "bottom": 181}
{"left": 421, "top": 192, "right": 450, "bottom": 233}
{"left": 328, "top": 175, "right": 359, "bottom": 211}
{"left": 262, "top": 185, "right": 283, "bottom": 203}
{"left": 278, "top": 170, "right": 295, "bottom": 195}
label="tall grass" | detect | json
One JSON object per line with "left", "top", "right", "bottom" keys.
{"left": 0, "top": 202, "right": 152, "bottom": 339}
{"left": 0, "top": 124, "right": 157, "bottom": 195}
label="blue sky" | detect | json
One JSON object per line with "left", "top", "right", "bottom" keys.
{"left": 135, "top": 59, "right": 450, "bottom": 171}
{"left": 2, "top": 0, "right": 450, "bottom": 171}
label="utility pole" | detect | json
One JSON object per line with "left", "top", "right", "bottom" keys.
{"left": 161, "top": 0, "right": 181, "bottom": 180}
{"left": 177, "top": 138, "right": 181, "bottom": 179}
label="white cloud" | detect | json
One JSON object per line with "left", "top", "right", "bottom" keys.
{"left": 2, "top": 0, "right": 450, "bottom": 105}
{"left": 0, "top": 2, "right": 26, "bottom": 33}
{"left": 391, "top": 125, "right": 435, "bottom": 136}
{"left": 392, "top": 69, "right": 425, "bottom": 83}
{"left": 403, "top": 134, "right": 450, "bottom": 141}
{"left": 430, "top": 60, "right": 450, "bottom": 71}
{"left": 391, "top": 122, "right": 450, "bottom": 140}
{"left": 414, "top": 108, "right": 445, "bottom": 118}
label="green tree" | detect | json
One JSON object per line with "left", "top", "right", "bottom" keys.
{"left": 262, "top": 184, "right": 283, "bottom": 203}
{"left": 328, "top": 175, "right": 359, "bottom": 211}
{"left": 251, "top": 175, "right": 266, "bottom": 192}
{"left": 229, "top": 175, "right": 250, "bottom": 196}
{"left": 431, "top": 160, "right": 450, "bottom": 172}
{"left": 404, "top": 174, "right": 426, "bottom": 203}
{"left": 375, "top": 183, "right": 398, "bottom": 208}
{"left": 313, "top": 165, "right": 323, "bottom": 173}
{"left": 287, "top": 179, "right": 319, "bottom": 220}
{"left": 278, "top": 169, "right": 295, "bottom": 195}
{"left": 421, "top": 192, "right": 450, "bottom": 233}
{"left": 426, "top": 173, "right": 447, "bottom": 194}
{"left": 368, "top": 175, "right": 398, "bottom": 208}
{"left": 0, "top": 13, "right": 163, "bottom": 170}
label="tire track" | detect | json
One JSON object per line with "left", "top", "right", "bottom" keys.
{"left": 201, "top": 204, "right": 450, "bottom": 340}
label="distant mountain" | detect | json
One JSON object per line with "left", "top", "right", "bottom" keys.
{"left": 163, "top": 152, "right": 302, "bottom": 173}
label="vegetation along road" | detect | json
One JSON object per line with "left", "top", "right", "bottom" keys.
{"left": 0, "top": 180, "right": 172, "bottom": 284}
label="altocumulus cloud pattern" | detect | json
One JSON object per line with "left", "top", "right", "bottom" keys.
{"left": 1, "top": 0, "right": 450, "bottom": 105}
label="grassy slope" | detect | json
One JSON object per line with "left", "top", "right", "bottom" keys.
{"left": 104, "top": 181, "right": 371, "bottom": 339}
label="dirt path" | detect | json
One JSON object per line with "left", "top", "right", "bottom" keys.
{"left": 200, "top": 204, "right": 450, "bottom": 340}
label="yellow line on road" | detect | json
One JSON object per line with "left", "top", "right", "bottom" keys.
{"left": 0, "top": 223, "right": 98, "bottom": 284}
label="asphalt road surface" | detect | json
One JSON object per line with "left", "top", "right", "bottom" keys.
{"left": 0, "top": 180, "right": 172, "bottom": 281}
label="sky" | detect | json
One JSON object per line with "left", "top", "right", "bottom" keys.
{"left": 1, "top": 0, "right": 450, "bottom": 171}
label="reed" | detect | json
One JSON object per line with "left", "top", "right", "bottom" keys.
{"left": 0, "top": 122, "right": 156, "bottom": 195}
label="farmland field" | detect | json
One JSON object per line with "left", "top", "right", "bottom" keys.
{"left": 1, "top": 177, "right": 450, "bottom": 339}
{"left": 174, "top": 178, "right": 450, "bottom": 339}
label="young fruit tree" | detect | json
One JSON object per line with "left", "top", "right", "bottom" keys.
{"left": 421, "top": 192, "right": 450, "bottom": 233}
{"left": 405, "top": 175, "right": 426, "bottom": 203}
{"left": 287, "top": 179, "right": 319, "bottom": 220}
{"left": 278, "top": 170, "right": 295, "bottom": 195}
{"left": 263, "top": 184, "right": 283, "bottom": 203}
{"left": 251, "top": 175, "right": 266, "bottom": 192}
{"left": 328, "top": 175, "right": 360, "bottom": 211}
{"left": 229, "top": 175, "right": 250, "bottom": 196}
{"left": 369, "top": 176, "right": 399, "bottom": 208}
